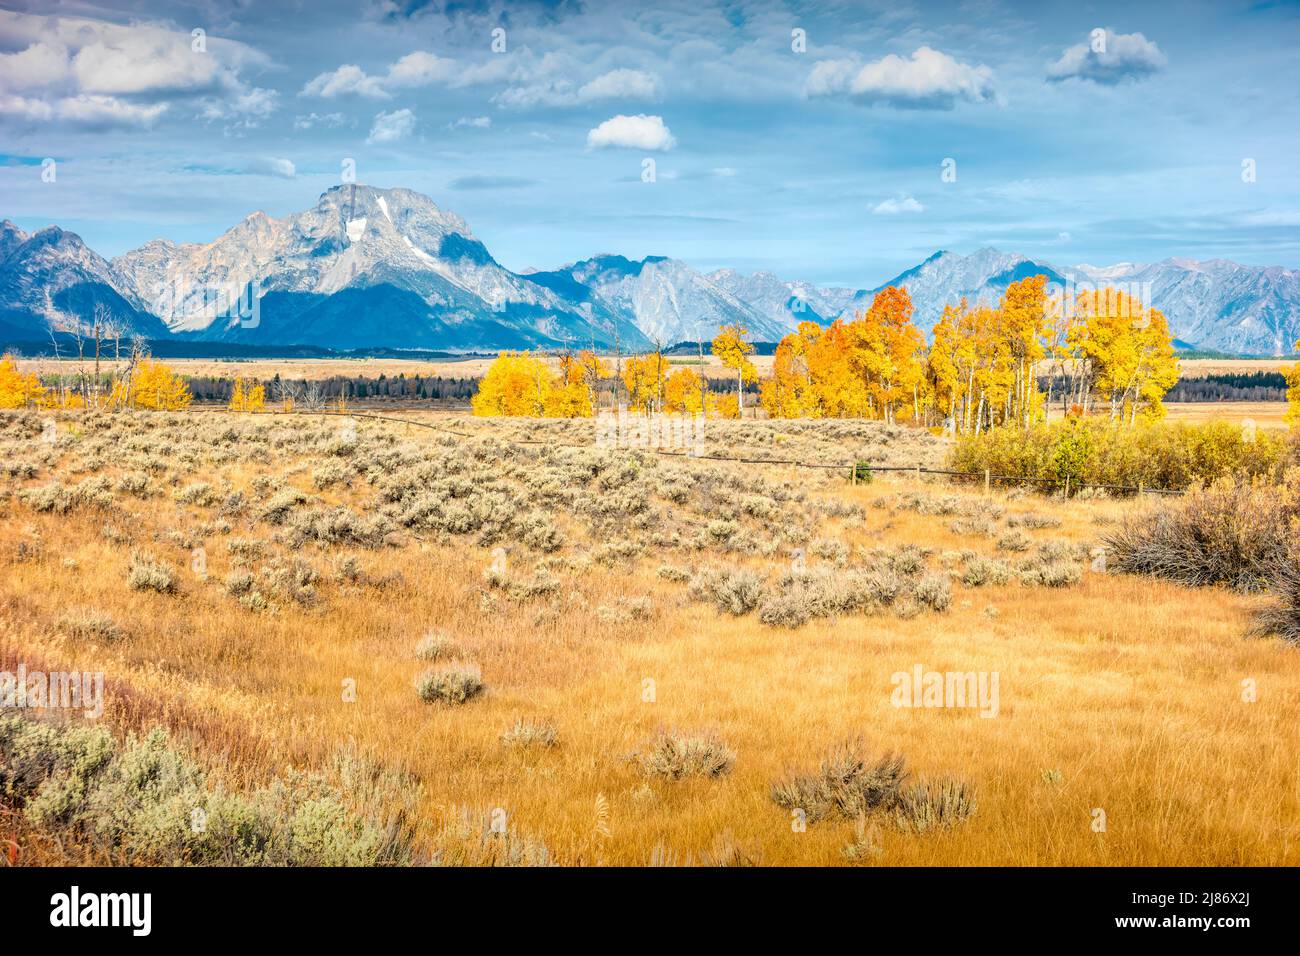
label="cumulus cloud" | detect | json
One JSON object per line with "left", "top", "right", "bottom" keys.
{"left": 301, "top": 51, "right": 455, "bottom": 98}
{"left": 872, "top": 196, "right": 925, "bottom": 215}
{"left": 586, "top": 114, "right": 676, "bottom": 150}
{"left": 807, "top": 47, "right": 995, "bottom": 110}
{"left": 495, "top": 68, "right": 661, "bottom": 109}
{"left": 449, "top": 115, "right": 491, "bottom": 129}
{"left": 0, "top": 11, "right": 275, "bottom": 127}
{"left": 1047, "top": 29, "right": 1167, "bottom": 85}
{"left": 246, "top": 156, "right": 296, "bottom": 178}
{"left": 366, "top": 108, "right": 416, "bottom": 144}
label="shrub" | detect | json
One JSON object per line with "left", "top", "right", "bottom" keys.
{"left": 416, "top": 664, "right": 484, "bottom": 704}
{"left": 893, "top": 779, "right": 977, "bottom": 833}
{"left": 1104, "top": 477, "right": 1294, "bottom": 592}
{"left": 128, "top": 551, "right": 175, "bottom": 593}
{"left": 57, "top": 610, "right": 123, "bottom": 642}
{"left": 771, "top": 746, "right": 907, "bottom": 824}
{"left": 950, "top": 419, "right": 1287, "bottom": 493}
{"left": 690, "top": 568, "right": 765, "bottom": 616}
{"left": 174, "top": 482, "right": 215, "bottom": 507}
{"left": 415, "top": 632, "right": 456, "bottom": 661}
{"left": 0, "top": 714, "right": 415, "bottom": 866}
{"left": 960, "top": 556, "right": 1012, "bottom": 587}
{"left": 500, "top": 718, "right": 558, "bottom": 750}
{"left": 1253, "top": 553, "right": 1300, "bottom": 645}
{"left": 224, "top": 570, "right": 255, "bottom": 596}
{"left": 639, "top": 731, "right": 735, "bottom": 779}
{"left": 1019, "top": 559, "right": 1082, "bottom": 588}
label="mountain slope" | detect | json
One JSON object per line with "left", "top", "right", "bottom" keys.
{"left": 531, "top": 254, "right": 792, "bottom": 345}
{"left": 1072, "top": 258, "right": 1300, "bottom": 356}
{"left": 0, "top": 220, "right": 168, "bottom": 344}
{"left": 707, "top": 268, "right": 859, "bottom": 330}
{"left": 110, "top": 186, "right": 650, "bottom": 351}
{"left": 834, "top": 248, "right": 1069, "bottom": 334}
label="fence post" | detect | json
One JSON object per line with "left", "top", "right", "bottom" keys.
{"left": 984, "top": 468, "right": 990, "bottom": 495}
{"left": 850, "top": 464, "right": 856, "bottom": 486}
{"left": 1064, "top": 475, "right": 1071, "bottom": 497}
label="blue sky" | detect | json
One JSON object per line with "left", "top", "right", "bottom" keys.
{"left": 2, "top": 0, "right": 1298, "bottom": 287}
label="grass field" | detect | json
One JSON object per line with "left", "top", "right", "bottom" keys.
{"left": 3, "top": 408, "right": 1296, "bottom": 866}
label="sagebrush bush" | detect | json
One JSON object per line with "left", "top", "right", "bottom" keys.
{"left": 57, "top": 609, "right": 123, "bottom": 642}
{"left": 893, "top": 779, "right": 977, "bottom": 833}
{"left": 690, "top": 568, "right": 766, "bottom": 616}
{"left": 639, "top": 731, "right": 735, "bottom": 779}
{"left": 416, "top": 663, "right": 484, "bottom": 704}
{"left": 0, "top": 715, "right": 415, "bottom": 866}
{"left": 1104, "top": 477, "right": 1295, "bottom": 592}
{"left": 500, "top": 717, "right": 558, "bottom": 749}
{"left": 415, "top": 632, "right": 456, "bottom": 661}
{"left": 128, "top": 551, "right": 175, "bottom": 593}
{"left": 771, "top": 746, "right": 907, "bottom": 823}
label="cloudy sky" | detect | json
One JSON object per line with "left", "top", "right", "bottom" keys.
{"left": 2, "top": 0, "right": 1298, "bottom": 287}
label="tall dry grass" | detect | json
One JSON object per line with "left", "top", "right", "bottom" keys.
{"left": 1, "top": 409, "right": 1297, "bottom": 866}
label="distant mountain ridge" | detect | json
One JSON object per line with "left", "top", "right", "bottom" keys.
{"left": 1, "top": 186, "right": 1296, "bottom": 355}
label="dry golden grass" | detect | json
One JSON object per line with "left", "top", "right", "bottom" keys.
{"left": 2, "top": 409, "right": 1297, "bottom": 866}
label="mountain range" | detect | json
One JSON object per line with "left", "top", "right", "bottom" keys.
{"left": 2, "top": 184, "right": 1297, "bottom": 356}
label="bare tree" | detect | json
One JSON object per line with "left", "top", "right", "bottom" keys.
{"left": 301, "top": 380, "right": 325, "bottom": 412}
{"left": 272, "top": 378, "right": 303, "bottom": 411}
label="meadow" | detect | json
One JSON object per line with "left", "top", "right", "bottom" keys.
{"left": 2, "top": 406, "right": 1297, "bottom": 865}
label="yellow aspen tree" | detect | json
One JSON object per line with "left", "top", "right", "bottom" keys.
{"left": 711, "top": 324, "right": 757, "bottom": 416}
{"left": 0, "top": 355, "right": 48, "bottom": 408}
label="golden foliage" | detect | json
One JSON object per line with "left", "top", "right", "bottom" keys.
{"left": 472, "top": 351, "right": 602, "bottom": 418}
{"left": 0, "top": 355, "right": 48, "bottom": 409}
{"left": 111, "top": 359, "right": 192, "bottom": 411}
{"left": 229, "top": 377, "right": 266, "bottom": 413}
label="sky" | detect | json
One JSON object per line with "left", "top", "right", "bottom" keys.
{"left": 1, "top": 0, "right": 1298, "bottom": 288}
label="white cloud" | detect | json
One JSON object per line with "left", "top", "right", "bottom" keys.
{"left": 293, "top": 111, "right": 346, "bottom": 131}
{"left": 496, "top": 68, "right": 661, "bottom": 109}
{"left": 712, "top": 167, "right": 737, "bottom": 177}
{"left": 0, "top": 11, "right": 275, "bottom": 127}
{"left": 586, "top": 114, "right": 676, "bottom": 150}
{"left": 872, "top": 196, "right": 925, "bottom": 215}
{"left": 366, "top": 108, "right": 416, "bottom": 144}
{"left": 450, "top": 115, "right": 491, "bottom": 129}
{"left": 301, "top": 51, "right": 456, "bottom": 98}
{"left": 0, "top": 92, "right": 167, "bottom": 128}
{"left": 808, "top": 47, "right": 995, "bottom": 110}
{"left": 1047, "top": 29, "right": 1166, "bottom": 85}
{"left": 246, "top": 156, "right": 296, "bottom": 178}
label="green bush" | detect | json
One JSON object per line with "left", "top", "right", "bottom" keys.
{"left": 949, "top": 419, "right": 1287, "bottom": 493}
{"left": 0, "top": 715, "right": 415, "bottom": 866}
